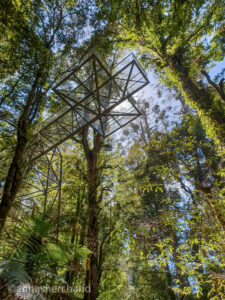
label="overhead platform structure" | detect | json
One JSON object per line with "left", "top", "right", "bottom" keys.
{"left": 14, "top": 51, "right": 149, "bottom": 228}
{"left": 28, "top": 52, "right": 149, "bottom": 163}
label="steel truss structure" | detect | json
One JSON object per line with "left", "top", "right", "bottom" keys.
{"left": 29, "top": 52, "right": 149, "bottom": 163}
{"left": 14, "top": 148, "right": 63, "bottom": 238}
{"left": 14, "top": 52, "right": 149, "bottom": 227}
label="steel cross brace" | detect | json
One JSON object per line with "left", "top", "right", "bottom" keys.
{"left": 13, "top": 52, "right": 148, "bottom": 226}
{"left": 28, "top": 52, "right": 149, "bottom": 163}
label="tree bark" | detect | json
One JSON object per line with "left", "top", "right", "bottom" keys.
{"left": 65, "top": 186, "right": 85, "bottom": 286}
{"left": 0, "top": 73, "right": 41, "bottom": 233}
{"left": 82, "top": 129, "right": 101, "bottom": 300}
{"left": 168, "top": 55, "right": 225, "bottom": 144}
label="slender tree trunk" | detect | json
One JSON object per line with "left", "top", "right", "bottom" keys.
{"left": 65, "top": 187, "right": 84, "bottom": 286}
{"left": 0, "top": 74, "right": 41, "bottom": 233}
{"left": 84, "top": 170, "right": 99, "bottom": 300}
{"left": 82, "top": 130, "right": 101, "bottom": 300}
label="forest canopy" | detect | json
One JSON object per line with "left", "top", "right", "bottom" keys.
{"left": 0, "top": 0, "right": 225, "bottom": 299}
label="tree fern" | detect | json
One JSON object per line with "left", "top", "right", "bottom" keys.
{"left": 0, "top": 215, "right": 90, "bottom": 299}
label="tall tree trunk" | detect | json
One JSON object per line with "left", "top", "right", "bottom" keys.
{"left": 65, "top": 186, "right": 85, "bottom": 286}
{"left": 82, "top": 129, "right": 101, "bottom": 300}
{"left": 0, "top": 73, "right": 41, "bottom": 233}
{"left": 84, "top": 170, "right": 99, "bottom": 300}
{"left": 168, "top": 55, "right": 225, "bottom": 145}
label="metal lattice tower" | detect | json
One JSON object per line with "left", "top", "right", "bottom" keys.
{"left": 14, "top": 52, "right": 149, "bottom": 227}
{"left": 28, "top": 52, "right": 149, "bottom": 163}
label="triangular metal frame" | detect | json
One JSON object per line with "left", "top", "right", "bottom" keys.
{"left": 28, "top": 52, "right": 149, "bottom": 163}
{"left": 13, "top": 51, "right": 149, "bottom": 237}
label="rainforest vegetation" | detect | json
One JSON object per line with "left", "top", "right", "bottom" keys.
{"left": 0, "top": 0, "right": 225, "bottom": 299}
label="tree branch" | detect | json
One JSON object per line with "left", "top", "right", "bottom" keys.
{"left": 201, "top": 70, "right": 225, "bottom": 102}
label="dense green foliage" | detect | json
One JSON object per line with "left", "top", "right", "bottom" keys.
{"left": 0, "top": 0, "right": 225, "bottom": 299}
{"left": 95, "top": 0, "right": 225, "bottom": 144}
